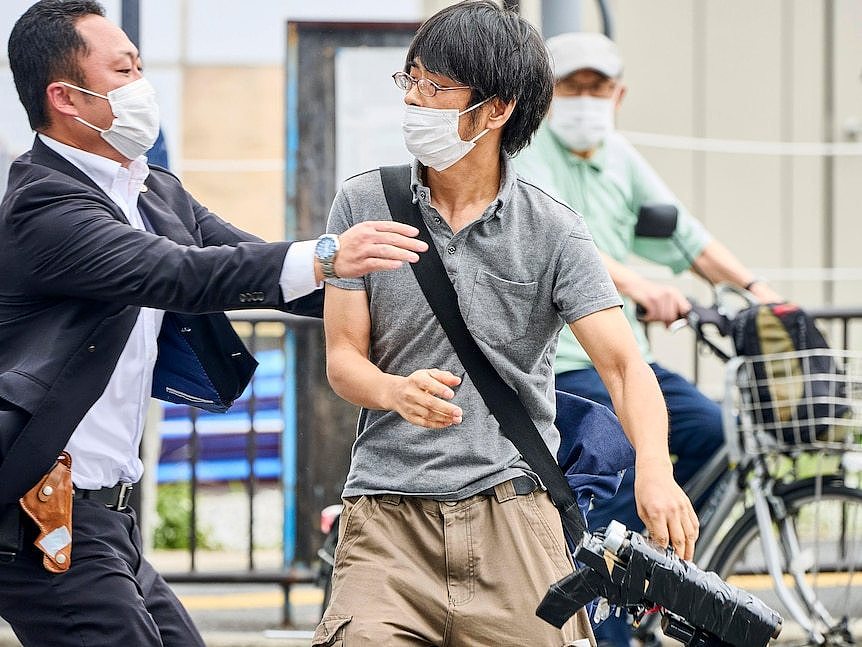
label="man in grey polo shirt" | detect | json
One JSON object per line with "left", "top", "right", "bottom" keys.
{"left": 318, "top": 3, "right": 697, "bottom": 646}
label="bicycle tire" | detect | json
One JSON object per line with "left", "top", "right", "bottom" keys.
{"left": 706, "top": 475, "right": 862, "bottom": 645}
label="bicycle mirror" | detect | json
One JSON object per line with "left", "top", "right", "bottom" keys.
{"left": 635, "top": 203, "right": 678, "bottom": 239}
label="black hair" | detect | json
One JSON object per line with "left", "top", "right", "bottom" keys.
{"left": 405, "top": 0, "right": 553, "bottom": 156}
{"left": 8, "top": 0, "right": 106, "bottom": 131}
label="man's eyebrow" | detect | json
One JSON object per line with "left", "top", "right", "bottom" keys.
{"left": 111, "top": 50, "right": 139, "bottom": 64}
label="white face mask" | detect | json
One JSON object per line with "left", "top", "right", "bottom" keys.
{"left": 61, "top": 77, "right": 160, "bottom": 160}
{"left": 401, "top": 97, "right": 491, "bottom": 172}
{"left": 547, "top": 95, "right": 615, "bottom": 152}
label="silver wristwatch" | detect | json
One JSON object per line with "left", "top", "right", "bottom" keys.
{"left": 314, "top": 233, "right": 340, "bottom": 279}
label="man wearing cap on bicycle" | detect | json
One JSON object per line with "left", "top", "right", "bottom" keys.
{"left": 514, "top": 32, "right": 783, "bottom": 646}
{"left": 320, "top": 3, "right": 699, "bottom": 646}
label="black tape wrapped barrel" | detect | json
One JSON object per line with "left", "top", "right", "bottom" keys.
{"left": 536, "top": 529, "right": 782, "bottom": 647}
{"left": 631, "top": 535, "right": 782, "bottom": 646}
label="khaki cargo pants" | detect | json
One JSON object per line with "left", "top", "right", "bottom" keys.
{"left": 314, "top": 480, "right": 595, "bottom": 647}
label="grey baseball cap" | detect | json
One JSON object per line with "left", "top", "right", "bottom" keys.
{"left": 546, "top": 32, "right": 623, "bottom": 80}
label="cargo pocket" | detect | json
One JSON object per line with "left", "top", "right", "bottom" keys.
{"left": 312, "top": 615, "right": 352, "bottom": 646}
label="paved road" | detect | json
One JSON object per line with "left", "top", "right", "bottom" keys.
{"left": 1, "top": 579, "right": 858, "bottom": 646}
{"left": 0, "top": 583, "right": 323, "bottom": 647}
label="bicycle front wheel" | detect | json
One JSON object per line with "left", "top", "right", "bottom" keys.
{"left": 707, "top": 475, "right": 862, "bottom": 645}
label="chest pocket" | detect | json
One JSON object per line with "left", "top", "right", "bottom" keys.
{"left": 466, "top": 270, "right": 538, "bottom": 346}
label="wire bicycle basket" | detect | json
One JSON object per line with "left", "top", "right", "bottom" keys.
{"left": 723, "top": 349, "right": 862, "bottom": 463}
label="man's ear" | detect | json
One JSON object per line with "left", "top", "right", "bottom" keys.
{"left": 485, "top": 97, "right": 517, "bottom": 131}
{"left": 614, "top": 85, "right": 627, "bottom": 111}
{"left": 45, "top": 82, "right": 80, "bottom": 118}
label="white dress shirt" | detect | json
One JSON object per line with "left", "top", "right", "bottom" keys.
{"left": 39, "top": 134, "right": 319, "bottom": 489}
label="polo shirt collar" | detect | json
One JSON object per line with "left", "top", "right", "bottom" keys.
{"left": 409, "top": 156, "right": 517, "bottom": 219}
{"left": 546, "top": 125, "right": 607, "bottom": 172}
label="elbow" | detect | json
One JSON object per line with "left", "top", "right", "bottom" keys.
{"left": 325, "top": 354, "right": 355, "bottom": 403}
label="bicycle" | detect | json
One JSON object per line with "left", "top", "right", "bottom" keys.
{"left": 633, "top": 287, "right": 862, "bottom": 646}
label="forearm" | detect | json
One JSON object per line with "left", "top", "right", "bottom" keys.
{"left": 570, "top": 307, "right": 697, "bottom": 556}
{"left": 603, "top": 358, "right": 673, "bottom": 470}
{"left": 571, "top": 310, "right": 672, "bottom": 466}
{"left": 326, "top": 346, "right": 400, "bottom": 411}
{"left": 691, "top": 239, "right": 756, "bottom": 288}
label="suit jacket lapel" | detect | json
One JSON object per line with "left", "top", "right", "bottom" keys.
{"left": 32, "top": 136, "right": 196, "bottom": 246}
{"left": 137, "top": 184, "right": 197, "bottom": 245}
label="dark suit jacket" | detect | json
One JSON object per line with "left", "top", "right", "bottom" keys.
{"left": 0, "top": 137, "right": 322, "bottom": 503}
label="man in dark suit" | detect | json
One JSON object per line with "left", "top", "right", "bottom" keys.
{"left": 0, "top": 2, "right": 426, "bottom": 645}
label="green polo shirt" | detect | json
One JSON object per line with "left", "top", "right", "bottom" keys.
{"left": 514, "top": 124, "right": 711, "bottom": 372}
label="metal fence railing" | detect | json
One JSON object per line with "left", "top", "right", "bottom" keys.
{"left": 154, "top": 305, "right": 862, "bottom": 625}
{"left": 157, "top": 311, "right": 322, "bottom": 626}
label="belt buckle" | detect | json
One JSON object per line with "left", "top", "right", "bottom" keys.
{"left": 115, "top": 483, "right": 133, "bottom": 511}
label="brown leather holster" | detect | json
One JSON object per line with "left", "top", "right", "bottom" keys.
{"left": 19, "top": 451, "right": 73, "bottom": 573}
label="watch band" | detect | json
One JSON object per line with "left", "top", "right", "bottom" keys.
{"left": 320, "top": 257, "right": 338, "bottom": 279}
{"left": 744, "top": 277, "right": 765, "bottom": 291}
{"left": 315, "top": 234, "right": 340, "bottom": 279}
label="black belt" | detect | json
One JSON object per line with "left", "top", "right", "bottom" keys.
{"left": 477, "top": 474, "right": 539, "bottom": 497}
{"left": 73, "top": 483, "right": 133, "bottom": 511}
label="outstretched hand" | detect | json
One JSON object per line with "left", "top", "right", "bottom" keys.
{"left": 387, "top": 368, "right": 463, "bottom": 429}
{"left": 634, "top": 459, "right": 699, "bottom": 560}
{"left": 328, "top": 221, "right": 428, "bottom": 280}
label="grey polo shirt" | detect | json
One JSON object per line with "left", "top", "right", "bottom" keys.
{"left": 326, "top": 157, "right": 622, "bottom": 500}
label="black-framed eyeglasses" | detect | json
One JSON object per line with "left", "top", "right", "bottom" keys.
{"left": 392, "top": 71, "right": 471, "bottom": 98}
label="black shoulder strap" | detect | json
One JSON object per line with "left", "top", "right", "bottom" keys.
{"left": 379, "top": 165, "right": 587, "bottom": 543}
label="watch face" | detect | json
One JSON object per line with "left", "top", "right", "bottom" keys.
{"left": 315, "top": 236, "right": 338, "bottom": 260}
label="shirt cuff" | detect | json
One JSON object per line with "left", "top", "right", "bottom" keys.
{"left": 279, "top": 239, "right": 321, "bottom": 302}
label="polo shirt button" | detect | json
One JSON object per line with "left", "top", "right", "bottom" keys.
{"left": 447, "top": 245, "right": 456, "bottom": 254}
{"left": 87, "top": 345, "right": 96, "bottom": 352}
{"left": 434, "top": 216, "right": 442, "bottom": 224}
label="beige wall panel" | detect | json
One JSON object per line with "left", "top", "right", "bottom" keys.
{"left": 784, "top": 1, "right": 824, "bottom": 294}
{"left": 700, "top": 2, "right": 783, "bottom": 277}
{"left": 579, "top": 0, "right": 602, "bottom": 33}
{"left": 834, "top": 0, "right": 862, "bottom": 143}
{"left": 832, "top": 0, "right": 862, "bottom": 305}
{"left": 182, "top": 170, "right": 285, "bottom": 242}
{"left": 789, "top": 1, "right": 824, "bottom": 141}
{"left": 787, "top": 157, "right": 824, "bottom": 270}
{"left": 833, "top": 156, "right": 862, "bottom": 267}
{"left": 702, "top": 154, "right": 783, "bottom": 267}
{"left": 182, "top": 66, "right": 283, "bottom": 160}
{"left": 612, "top": 2, "right": 697, "bottom": 215}
{"left": 181, "top": 66, "right": 284, "bottom": 238}
{"left": 614, "top": 0, "right": 696, "bottom": 136}
{"left": 702, "top": 1, "right": 782, "bottom": 140}
{"left": 633, "top": 147, "right": 698, "bottom": 213}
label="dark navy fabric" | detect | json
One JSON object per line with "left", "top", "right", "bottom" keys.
{"left": 554, "top": 390, "right": 634, "bottom": 522}
{"left": 556, "top": 363, "right": 724, "bottom": 646}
